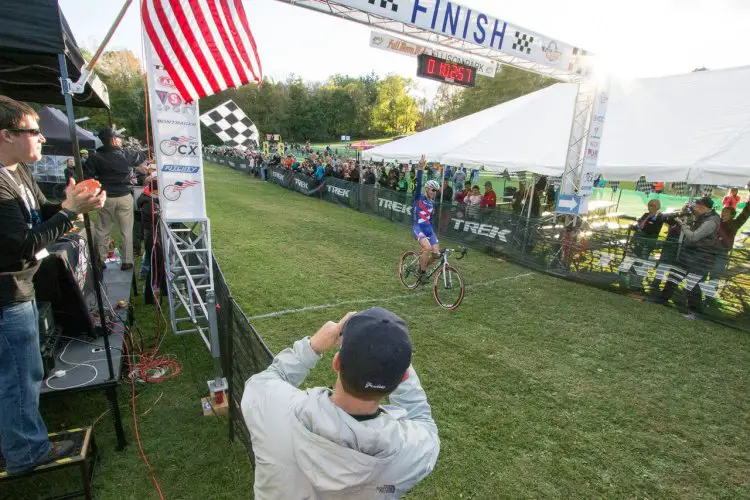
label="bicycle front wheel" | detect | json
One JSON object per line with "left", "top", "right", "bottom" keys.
{"left": 432, "top": 265, "right": 465, "bottom": 310}
{"left": 398, "top": 251, "right": 421, "bottom": 289}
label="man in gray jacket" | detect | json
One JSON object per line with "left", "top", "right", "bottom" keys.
{"left": 654, "top": 197, "right": 720, "bottom": 318}
{"left": 241, "top": 308, "right": 439, "bottom": 499}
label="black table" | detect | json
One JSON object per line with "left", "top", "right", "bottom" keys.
{"left": 35, "top": 226, "right": 94, "bottom": 335}
{"left": 40, "top": 263, "right": 134, "bottom": 450}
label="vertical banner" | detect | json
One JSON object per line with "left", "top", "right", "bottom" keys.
{"left": 144, "top": 38, "right": 207, "bottom": 221}
{"left": 579, "top": 80, "right": 610, "bottom": 198}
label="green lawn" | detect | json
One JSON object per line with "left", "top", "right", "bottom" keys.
{"left": 310, "top": 136, "right": 399, "bottom": 149}
{"left": 5, "top": 163, "right": 748, "bottom": 499}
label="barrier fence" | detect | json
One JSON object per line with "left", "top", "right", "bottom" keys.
{"left": 213, "top": 257, "right": 274, "bottom": 460}
{"left": 205, "top": 155, "right": 750, "bottom": 332}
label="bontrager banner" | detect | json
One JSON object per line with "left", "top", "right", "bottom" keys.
{"left": 145, "top": 39, "right": 207, "bottom": 221}
{"left": 219, "top": 161, "right": 750, "bottom": 331}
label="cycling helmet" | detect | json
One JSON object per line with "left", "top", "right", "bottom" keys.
{"left": 425, "top": 180, "right": 441, "bottom": 191}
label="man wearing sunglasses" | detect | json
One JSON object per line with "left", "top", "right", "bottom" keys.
{"left": 0, "top": 96, "right": 106, "bottom": 476}
{"left": 412, "top": 155, "right": 441, "bottom": 282}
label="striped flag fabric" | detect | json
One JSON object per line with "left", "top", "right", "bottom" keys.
{"left": 141, "top": 0, "right": 263, "bottom": 103}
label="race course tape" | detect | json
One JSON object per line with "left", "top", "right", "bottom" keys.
{"left": 249, "top": 272, "right": 534, "bottom": 320}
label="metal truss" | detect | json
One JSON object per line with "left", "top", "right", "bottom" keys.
{"left": 560, "top": 81, "right": 597, "bottom": 195}
{"left": 277, "top": 0, "right": 589, "bottom": 83}
{"left": 161, "top": 220, "right": 215, "bottom": 349}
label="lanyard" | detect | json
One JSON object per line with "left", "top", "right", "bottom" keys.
{"left": 0, "top": 164, "right": 35, "bottom": 228}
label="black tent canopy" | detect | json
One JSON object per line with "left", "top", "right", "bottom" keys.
{"left": 0, "top": 0, "right": 110, "bottom": 109}
{"left": 38, "top": 106, "right": 103, "bottom": 155}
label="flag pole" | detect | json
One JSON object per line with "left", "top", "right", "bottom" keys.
{"left": 70, "top": 0, "right": 134, "bottom": 91}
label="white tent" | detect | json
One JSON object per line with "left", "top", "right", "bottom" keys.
{"left": 364, "top": 66, "right": 750, "bottom": 185}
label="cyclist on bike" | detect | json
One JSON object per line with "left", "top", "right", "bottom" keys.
{"left": 412, "top": 155, "right": 441, "bottom": 282}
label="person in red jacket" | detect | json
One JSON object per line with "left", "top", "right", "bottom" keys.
{"left": 723, "top": 187, "right": 741, "bottom": 210}
{"left": 455, "top": 181, "right": 471, "bottom": 205}
{"left": 713, "top": 196, "right": 750, "bottom": 277}
{"left": 480, "top": 181, "right": 497, "bottom": 208}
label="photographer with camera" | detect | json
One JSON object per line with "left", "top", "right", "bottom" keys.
{"left": 651, "top": 197, "right": 720, "bottom": 318}
{"left": 241, "top": 308, "right": 439, "bottom": 499}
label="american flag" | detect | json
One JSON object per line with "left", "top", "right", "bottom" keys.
{"left": 165, "top": 135, "right": 194, "bottom": 145}
{"left": 173, "top": 180, "right": 201, "bottom": 191}
{"left": 141, "top": 0, "right": 263, "bottom": 103}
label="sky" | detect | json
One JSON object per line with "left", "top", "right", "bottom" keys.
{"left": 60, "top": 0, "right": 750, "bottom": 100}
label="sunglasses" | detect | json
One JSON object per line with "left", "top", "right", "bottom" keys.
{"left": 7, "top": 128, "right": 42, "bottom": 136}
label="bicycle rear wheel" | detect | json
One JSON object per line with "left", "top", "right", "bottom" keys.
{"left": 398, "top": 251, "right": 421, "bottom": 289}
{"left": 432, "top": 265, "right": 465, "bottom": 310}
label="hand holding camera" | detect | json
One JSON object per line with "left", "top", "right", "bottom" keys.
{"left": 310, "top": 311, "right": 357, "bottom": 355}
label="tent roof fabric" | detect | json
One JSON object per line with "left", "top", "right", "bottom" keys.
{"left": 0, "top": 0, "right": 110, "bottom": 108}
{"left": 38, "top": 106, "right": 102, "bottom": 154}
{"left": 365, "top": 66, "right": 750, "bottom": 185}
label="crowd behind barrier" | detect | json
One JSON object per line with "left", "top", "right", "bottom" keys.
{"left": 205, "top": 152, "right": 750, "bottom": 333}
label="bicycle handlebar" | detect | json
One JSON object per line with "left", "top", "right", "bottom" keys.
{"left": 437, "top": 248, "right": 468, "bottom": 260}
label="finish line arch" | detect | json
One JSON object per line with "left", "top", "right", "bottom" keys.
{"left": 272, "top": 0, "right": 608, "bottom": 206}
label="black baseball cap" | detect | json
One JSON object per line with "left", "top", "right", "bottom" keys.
{"left": 694, "top": 196, "right": 714, "bottom": 209}
{"left": 97, "top": 127, "right": 124, "bottom": 141}
{"left": 338, "top": 307, "right": 412, "bottom": 393}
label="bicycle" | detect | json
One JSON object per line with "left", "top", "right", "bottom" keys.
{"left": 398, "top": 247, "right": 468, "bottom": 310}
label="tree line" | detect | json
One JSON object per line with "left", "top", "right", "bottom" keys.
{"left": 72, "top": 49, "right": 554, "bottom": 146}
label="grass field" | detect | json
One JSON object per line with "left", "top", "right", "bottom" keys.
{"left": 310, "top": 136, "right": 399, "bottom": 149}
{"left": 4, "top": 163, "right": 749, "bottom": 499}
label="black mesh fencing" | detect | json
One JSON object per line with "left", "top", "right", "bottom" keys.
{"left": 204, "top": 153, "right": 255, "bottom": 175}
{"left": 213, "top": 257, "right": 274, "bottom": 460}
{"left": 218, "top": 163, "right": 750, "bottom": 331}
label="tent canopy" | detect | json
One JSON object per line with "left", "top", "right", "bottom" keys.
{"left": 0, "top": 0, "right": 109, "bottom": 109}
{"left": 365, "top": 83, "right": 575, "bottom": 178}
{"left": 38, "top": 106, "right": 102, "bottom": 155}
{"left": 365, "top": 66, "right": 750, "bottom": 185}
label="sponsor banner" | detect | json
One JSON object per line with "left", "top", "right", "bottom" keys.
{"left": 338, "top": 0, "right": 593, "bottom": 77}
{"left": 448, "top": 217, "right": 513, "bottom": 243}
{"left": 269, "top": 167, "right": 291, "bottom": 188}
{"left": 292, "top": 173, "right": 325, "bottom": 196}
{"left": 579, "top": 81, "right": 610, "bottom": 198}
{"left": 162, "top": 165, "right": 201, "bottom": 174}
{"left": 323, "top": 177, "right": 358, "bottom": 207}
{"left": 145, "top": 39, "right": 206, "bottom": 221}
{"left": 369, "top": 30, "right": 497, "bottom": 77}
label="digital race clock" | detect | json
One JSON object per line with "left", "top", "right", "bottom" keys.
{"left": 416, "top": 54, "right": 478, "bottom": 88}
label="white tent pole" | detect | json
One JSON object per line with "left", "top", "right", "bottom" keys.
{"left": 527, "top": 175, "right": 536, "bottom": 220}
{"left": 439, "top": 164, "right": 446, "bottom": 205}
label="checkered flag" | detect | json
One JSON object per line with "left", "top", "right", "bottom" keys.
{"left": 369, "top": 0, "right": 398, "bottom": 12}
{"left": 199, "top": 100, "right": 259, "bottom": 150}
{"left": 672, "top": 182, "right": 689, "bottom": 196}
{"left": 511, "top": 31, "right": 534, "bottom": 55}
{"left": 700, "top": 185, "right": 715, "bottom": 198}
{"left": 635, "top": 176, "right": 651, "bottom": 194}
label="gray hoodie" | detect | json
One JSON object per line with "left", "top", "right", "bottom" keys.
{"left": 241, "top": 337, "right": 440, "bottom": 499}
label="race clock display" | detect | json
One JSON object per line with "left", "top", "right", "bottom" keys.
{"left": 416, "top": 54, "right": 478, "bottom": 88}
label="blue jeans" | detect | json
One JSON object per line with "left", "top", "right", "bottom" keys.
{"left": 0, "top": 301, "right": 52, "bottom": 473}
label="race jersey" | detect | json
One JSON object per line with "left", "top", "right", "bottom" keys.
{"left": 412, "top": 170, "right": 434, "bottom": 227}
{"left": 415, "top": 195, "right": 435, "bottom": 226}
